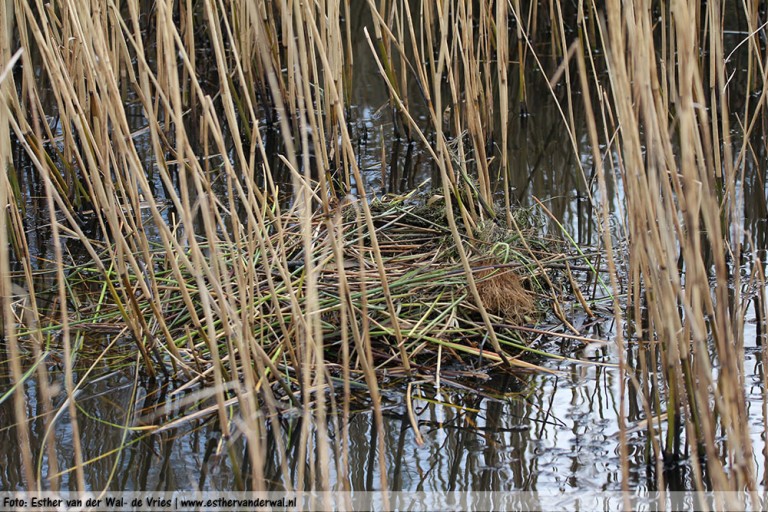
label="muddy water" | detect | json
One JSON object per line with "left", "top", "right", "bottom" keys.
{"left": 1, "top": 7, "right": 767, "bottom": 500}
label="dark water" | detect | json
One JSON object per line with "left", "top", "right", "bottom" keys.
{"left": 2, "top": 337, "right": 639, "bottom": 492}
{"left": 1, "top": 4, "right": 767, "bottom": 502}
{"left": 9, "top": 326, "right": 766, "bottom": 494}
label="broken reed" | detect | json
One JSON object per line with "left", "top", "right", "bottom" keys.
{"left": 0, "top": 0, "right": 765, "bottom": 499}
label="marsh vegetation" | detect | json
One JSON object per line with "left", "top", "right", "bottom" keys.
{"left": 0, "top": 0, "right": 767, "bottom": 506}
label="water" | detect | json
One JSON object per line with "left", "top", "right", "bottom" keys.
{"left": 10, "top": 328, "right": 749, "bottom": 494}
{"left": 3, "top": 338, "right": 644, "bottom": 493}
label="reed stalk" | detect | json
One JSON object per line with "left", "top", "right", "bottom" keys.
{"left": 593, "top": 0, "right": 759, "bottom": 501}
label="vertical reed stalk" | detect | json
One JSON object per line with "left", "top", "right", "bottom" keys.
{"left": 0, "top": 35, "right": 37, "bottom": 489}
{"left": 597, "top": 0, "right": 759, "bottom": 500}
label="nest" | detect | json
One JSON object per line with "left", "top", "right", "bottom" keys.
{"left": 300, "top": 196, "right": 541, "bottom": 352}
{"left": 70, "top": 194, "right": 559, "bottom": 391}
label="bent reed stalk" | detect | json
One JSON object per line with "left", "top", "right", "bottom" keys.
{"left": 0, "top": 0, "right": 764, "bottom": 499}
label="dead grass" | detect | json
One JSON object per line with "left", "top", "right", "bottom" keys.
{"left": 475, "top": 260, "right": 535, "bottom": 324}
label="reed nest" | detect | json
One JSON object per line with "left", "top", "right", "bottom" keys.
{"left": 64, "top": 194, "right": 562, "bottom": 395}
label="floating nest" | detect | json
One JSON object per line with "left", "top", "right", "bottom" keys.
{"left": 269, "top": 194, "right": 546, "bottom": 369}
{"left": 332, "top": 197, "right": 540, "bottom": 323}
{"left": 66, "top": 193, "right": 573, "bottom": 393}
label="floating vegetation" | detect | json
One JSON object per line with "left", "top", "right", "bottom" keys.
{"left": 56, "top": 194, "right": 594, "bottom": 422}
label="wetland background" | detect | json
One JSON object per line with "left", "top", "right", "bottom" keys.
{"left": 1, "top": 0, "right": 768, "bottom": 508}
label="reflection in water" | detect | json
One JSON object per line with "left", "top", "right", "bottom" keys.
{"left": 2, "top": 311, "right": 767, "bottom": 494}
{"left": 0, "top": 338, "right": 633, "bottom": 492}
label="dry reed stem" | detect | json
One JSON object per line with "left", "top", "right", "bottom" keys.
{"left": 0, "top": 46, "right": 37, "bottom": 494}
{"left": 364, "top": 6, "right": 516, "bottom": 369}
{"left": 596, "top": 0, "right": 758, "bottom": 500}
